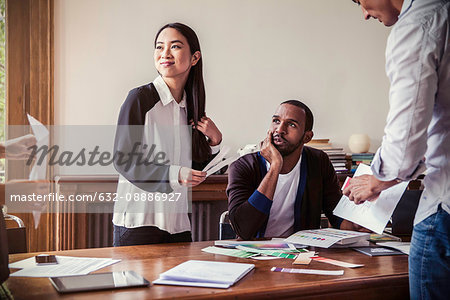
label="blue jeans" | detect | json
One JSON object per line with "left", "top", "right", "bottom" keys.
{"left": 113, "top": 225, "right": 192, "bottom": 246}
{"left": 409, "top": 205, "right": 450, "bottom": 300}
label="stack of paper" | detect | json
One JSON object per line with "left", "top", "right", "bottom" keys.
{"left": 153, "top": 260, "right": 255, "bottom": 289}
{"left": 285, "top": 228, "right": 370, "bottom": 248}
{"left": 9, "top": 256, "right": 120, "bottom": 277}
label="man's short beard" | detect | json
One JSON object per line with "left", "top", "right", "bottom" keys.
{"left": 274, "top": 133, "right": 305, "bottom": 157}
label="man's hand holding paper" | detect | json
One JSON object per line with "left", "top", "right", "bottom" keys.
{"left": 334, "top": 164, "right": 409, "bottom": 234}
{"left": 343, "top": 174, "right": 398, "bottom": 205}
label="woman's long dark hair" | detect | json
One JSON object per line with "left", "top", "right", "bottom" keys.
{"left": 154, "top": 23, "right": 211, "bottom": 163}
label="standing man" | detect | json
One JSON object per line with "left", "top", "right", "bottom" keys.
{"left": 344, "top": 1, "right": 449, "bottom": 299}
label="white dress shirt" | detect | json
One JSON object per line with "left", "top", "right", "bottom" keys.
{"left": 113, "top": 76, "right": 219, "bottom": 233}
{"left": 371, "top": 0, "right": 450, "bottom": 225}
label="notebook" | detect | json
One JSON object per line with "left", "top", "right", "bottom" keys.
{"left": 152, "top": 260, "right": 255, "bottom": 289}
{"left": 352, "top": 246, "right": 406, "bottom": 257}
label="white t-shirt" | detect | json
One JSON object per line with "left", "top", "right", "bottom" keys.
{"left": 264, "top": 155, "right": 302, "bottom": 237}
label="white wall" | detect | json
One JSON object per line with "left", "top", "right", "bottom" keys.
{"left": 54, "top": 0, "right": 391, "bottom": 165}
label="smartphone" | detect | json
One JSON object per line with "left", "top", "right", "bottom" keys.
{"left": 35, "top": 254, "right": 58, "bottom": 265}
{"left": 49, "top": 271, "right": 150, "bottom": 293}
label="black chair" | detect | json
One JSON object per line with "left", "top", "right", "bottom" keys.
{"left": 4, "top": 213, "right": 27, "bottom": 254}
{"left": 219, "top": 211, "right": 236, "bottom": 240}
{"left": 391, "top": 189, "right": 422, "bottom": 237}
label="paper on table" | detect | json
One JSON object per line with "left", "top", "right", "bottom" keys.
{"left": 27, "top": 114, "right": 50, "bottom": 229}
{"left": 152, "top": 278, "right": 231, "bottom": 289}
{"left": 235, "top": 246, "right": 298, "bottom": 259}
{"left": 376, "top": 242, "right": 410, "bottom": 255}
{"left": 153, "top": 260, "right": 255, "bottom": 289}
{"left": 214, "top": 239, "right": 299, "bottom": 250}
{"left": 293, "top": 252, "right": 316, "bottom": 265}
{"left": 330, "top": 239, "right": 370, "bottom": 248}
{"left": 311, "top": 256, "right": 364, "bottom": 268}
{"left": 251, "top": 256, "right": 281, "bottom": 260}
{"left": 202, "top": 246, "right": 257, "bottom": 258}
{"left": 333, "top": 164, "right": 409, "bottom": 234}
{"left": 9, "top": 256, "right": 120, "bottom": 277}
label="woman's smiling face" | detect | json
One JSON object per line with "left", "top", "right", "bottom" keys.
{"left": 154, "top": 28, "right": 200, "bottom": 81}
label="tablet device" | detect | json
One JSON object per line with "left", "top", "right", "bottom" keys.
{"left": 49, "top": 271, "right": 150, "bottom": 293}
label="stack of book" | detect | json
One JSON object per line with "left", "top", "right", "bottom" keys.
{"left": 351, "top": 153, "right": 375, "bottom": 173}
{"left": 306, "top": 139, "right": 348, "bottom": 173}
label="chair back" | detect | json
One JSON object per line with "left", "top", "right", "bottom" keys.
{"left": 219, "top": 211, "right": 236, "bottom": 240}
{"left": 6, "top": 227, "right": 27, "bottom": 254}
{"left": 4, "top": 213, "right": 27, "bottom": 254}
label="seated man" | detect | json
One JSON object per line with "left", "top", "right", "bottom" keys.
{"left": 227, "top": 100, "right": 358, "bottom": 239}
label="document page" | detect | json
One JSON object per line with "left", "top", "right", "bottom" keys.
{"left": 27, "top": 114, "right": 50, "bottom": 228}
{"left": 333, "top": 164, "right": 409, "bottom": 234}
{"left": 9, "top": 256, "right": 120, "bottom": 277}
{"left": 201, "top": 145, "right": 238, "bottom": 177}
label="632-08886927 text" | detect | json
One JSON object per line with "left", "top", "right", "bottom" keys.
{"left": 8, "top": 192, "right": 182, "bottom": 203}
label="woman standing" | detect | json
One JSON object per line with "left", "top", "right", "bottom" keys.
{"left": 113, "top": 23, "right": 222, "bottom": 246}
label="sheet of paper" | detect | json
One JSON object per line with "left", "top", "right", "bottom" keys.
{"left": 271, "top": 267, "right": 344, "bottom": 276}
{"left": 235, "top": 246, "right": 298, "bottom": 259}
{"left": 251, "top": 256, "right": 281, "bottom": 260}
{"left": 202, "top": 246, "right": 257, "bottom": 258}
{"left": 27, "top": 114, "right": 50, "bottom": 229}
{"left": 285, "top": 228, "right": 368, "bottom": 248}
{"left": 9, "top": 256, "right": 120, "bottom": 277}
{"left": 214, "top": 240, "right": 300, "bottom": 250}
{"left": 270, "top": 237, "right": 308, "bottom": 249}
{"left": 330, "top": 239, "right": 370, "bottom": 248}
{"left": 153, "top": 278, "right": 231, "bottom": 289}
{"left": 205, "top": 155, "right": 238, "bottom": 177}
{"left": 202, "top": 145, "right": 230, "bottom": 173}
{"left": 312, "top": 256, "right": 364, "bottom": 268}
{"left": 333, "top": 164, "right": 409, "bottom": 234}
{"left": 376, "top": 242, "right": 410, "bottom": 255}
{"left": 27, "top": 114, "right": 49, "bottom": 181}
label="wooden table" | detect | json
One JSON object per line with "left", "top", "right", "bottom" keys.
{"left": 6, "top": 241, "right": 409, "bottom": 299}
